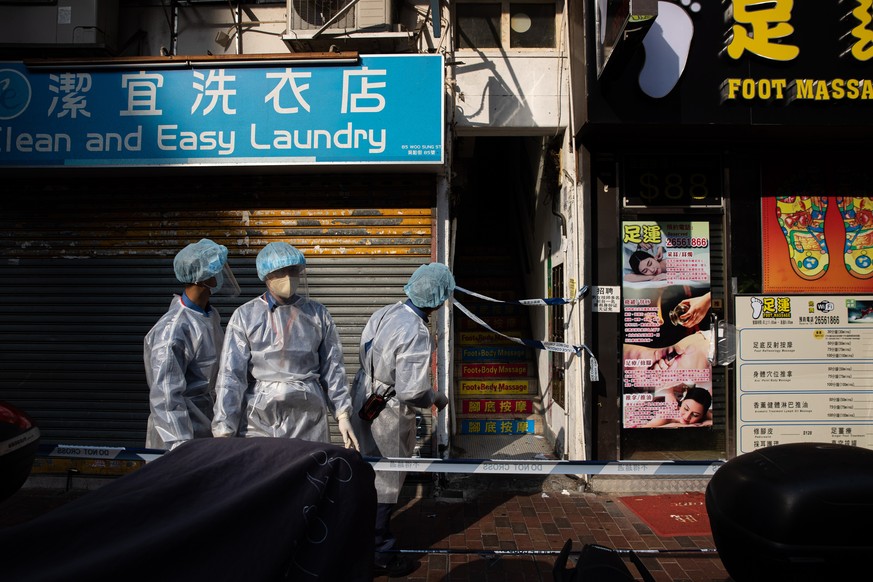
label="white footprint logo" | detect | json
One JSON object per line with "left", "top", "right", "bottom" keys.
{"left": 639, "top": 0, "right": 700, "bottom": 98}
{"left": 750, "top": 297, "right": 763, "bottom": 320}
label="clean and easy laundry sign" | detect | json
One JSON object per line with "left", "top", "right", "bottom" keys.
{"left": 0, "top": 54, "right": 444, "bottom": 167}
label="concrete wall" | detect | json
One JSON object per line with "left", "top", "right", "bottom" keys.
{"left": 526, "top": 130, "right": 585, "bottom": 461}
{"left": 114, "top": 1, "right": 434, "bottom": 57}
{"left": 452, "top": 54, "right": 570, "bottom": 135}
{"left": 117, "top": 4, "right": 289, "bottom": 56}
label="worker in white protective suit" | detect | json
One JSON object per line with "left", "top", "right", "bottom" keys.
{"left": 144, "top": 238, "right": 240, "bottom": 451}
{"left": 212, "top": 242, "right": 359, "bottom": 450}
{"left": 350, "top": 262, "right": 453, "bottom": 577}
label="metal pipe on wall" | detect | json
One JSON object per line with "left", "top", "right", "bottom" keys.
{"left": 436, "top": 172, "right": 452, "bottom": 455}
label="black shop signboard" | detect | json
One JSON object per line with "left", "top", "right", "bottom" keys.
{"left": 586, "top": 0, "right": 873, "bottom": 129}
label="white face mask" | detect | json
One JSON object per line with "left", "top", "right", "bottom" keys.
{"left": 267, "top": 275, "right": 298, "bottom": 300}
{"left": 199, "top": 264, "right": 240, "bottom": 298}
{"left": 208, "top": 270, "right": 225, "bottom": 292}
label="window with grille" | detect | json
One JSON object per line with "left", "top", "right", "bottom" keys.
{"left": 455, "top": 1, "right": 557, "bottom": 50}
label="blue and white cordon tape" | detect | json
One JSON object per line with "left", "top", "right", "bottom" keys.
{"left": 39, "top": 444, "right": 723, "bottom": 476}
{"left": 41, "top": 443, "right": 164, "bottom": 463}
{"left": 1, "top": 426, "right": 40, "bottom": 456}
{"left": 366, "top": 456, "right": 723, "bottom": 476}
{"left": 454, "top": 285, "right": 589, "bottom": 307}
{"left": 453, "top": 286, "right": 600, "bottom": 381}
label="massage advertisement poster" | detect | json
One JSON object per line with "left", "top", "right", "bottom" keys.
{"left": 621, "top": 221, "right": 714, "bottom": 429}
{"left": 734, "top": 294, "right": 873, "bottom": 455}
{"left": 762, "top": 162, "right": 873, "bottom": 293}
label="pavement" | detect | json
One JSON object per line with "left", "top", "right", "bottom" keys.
{"left": 379, "top": 473, "right": 731, "bottom": 581}
{"left": 1, "top": 471, "right": 732, "bottom": 581}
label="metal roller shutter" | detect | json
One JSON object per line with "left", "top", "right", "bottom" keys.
{"left": 0, "top": 173, "right": 436, "bottom": 449}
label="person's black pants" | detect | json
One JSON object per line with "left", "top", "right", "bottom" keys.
{"left": 374, "top": 502, "right": 396, "bottom": 565}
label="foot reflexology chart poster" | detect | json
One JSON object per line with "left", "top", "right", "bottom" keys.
{"left": 763, "top": 195, "right": 873, "bottom": 293}
{"left": 751, "top": 168, "right": 873, "bottom": 454}
{"left": 735, "top": 295, "right": 873, "bottom": 455}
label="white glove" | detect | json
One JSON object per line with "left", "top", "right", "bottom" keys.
{"left": 337, "top": 410, "right": 359, "bottom": 451}
{"left": 434, "top": 391, "right": 449, "bottom": 411}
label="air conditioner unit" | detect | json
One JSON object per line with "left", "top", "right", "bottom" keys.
{"left": 286, "top": 0, "right": 394, "bottom": 33}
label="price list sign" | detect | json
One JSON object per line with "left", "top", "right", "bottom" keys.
{"left": 735, "top": 295, "right": 873, "bottom": 454}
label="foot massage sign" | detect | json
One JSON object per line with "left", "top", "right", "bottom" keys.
{"left": 764, "top": 178, "right": 873, "bottom": 293}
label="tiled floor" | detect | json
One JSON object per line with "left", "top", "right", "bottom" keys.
{"left": 378, "top": 473, "right": 732, "bottom": 581}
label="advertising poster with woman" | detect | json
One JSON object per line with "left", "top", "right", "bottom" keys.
{"left": 621, "top": 221, "right": 713, "bottom": 429}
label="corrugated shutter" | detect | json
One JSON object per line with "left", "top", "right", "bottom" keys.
{"left": 0, "top": 173, "right": 435, "bottom": 448}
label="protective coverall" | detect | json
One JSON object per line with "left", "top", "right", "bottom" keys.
{"left": 350, "top": 300, "right": 440, "bottom": 504}
{"left": 144, "top": 296, "right": 223, "bottom": 450}
{"left": 212, "top": 293, "right": 352, "bottom": 441}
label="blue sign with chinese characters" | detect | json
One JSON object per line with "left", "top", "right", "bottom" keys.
{"left": 0, "top": 55, "right": 444, "bottom": 167}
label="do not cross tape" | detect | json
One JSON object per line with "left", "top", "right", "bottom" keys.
{"left": 37, "top": 444, "right": 724, "bottom": 476}
{"left": 366, "top": 457, "right": 724, "bottom": 476}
